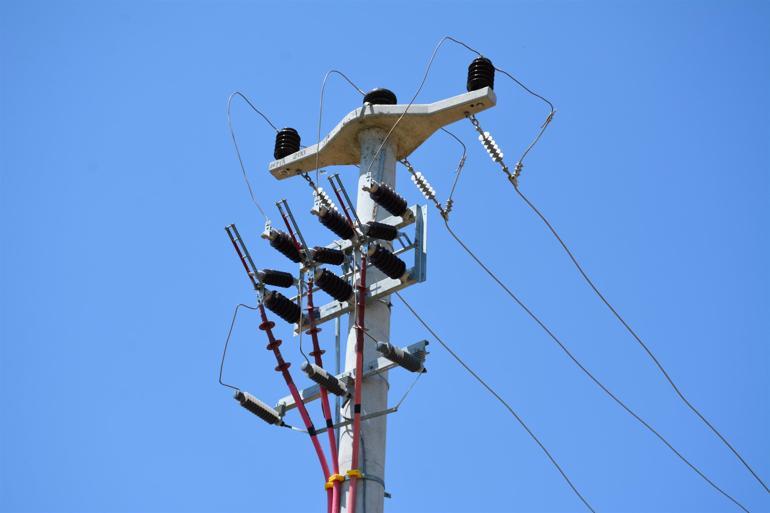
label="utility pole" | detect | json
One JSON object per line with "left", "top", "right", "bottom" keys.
{"left": 226, "top": 75, "right": 496, "bottom": 513}
{"left": 337, "top": 128, "right": 397, "bottom": 513}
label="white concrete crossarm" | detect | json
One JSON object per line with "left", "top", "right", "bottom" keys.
{"left": 267, "top": 87, "right": 497, "bottom": 180}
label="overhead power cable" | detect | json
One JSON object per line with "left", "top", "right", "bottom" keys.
{"left": 513, "top": 184, "right": 770, "bottom": 495}
{"left": 315, "top": 70, "right": 366, "bottom": 184}
{"left": 226, "top": 91, "right": 279, "bottom": 220}
{"left": 394, "top": 292, "right": 596, "bottom": 513}
{"left": 438, "top": 218, "right": 749, "bottom": 513}
{"left": 218, "top": 303, "right": 259, "bottom": 391}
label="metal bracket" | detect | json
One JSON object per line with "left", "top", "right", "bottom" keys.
{"left": 275, "top": 339, "right": 428, "bottom": 413}
{"left": 293, "top": 204, "right": 427, "bottom": 332}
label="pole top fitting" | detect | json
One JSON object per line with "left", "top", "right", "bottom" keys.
{"left": 363, "top": 88, "right": 397, "bottom": 105}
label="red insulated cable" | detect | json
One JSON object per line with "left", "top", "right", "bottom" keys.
{"left": 346, "top": 253, "right": 367, "bottom": 513}
{"left": 330, "top": 184, "right": 356, "bottom": 228}
{"left": 257, "top": 304, "right": 331, "bottom": 509}
{"left": 306, "top": 279, "right": 343, "bottom": 513}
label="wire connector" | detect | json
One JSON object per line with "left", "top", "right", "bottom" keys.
{"left": 325, "top": 473, "right": 345, "bottom": 490}
{"left": 346, "top": 469, "right": 363, "bottom": 479}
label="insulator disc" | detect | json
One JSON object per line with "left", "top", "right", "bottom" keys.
{"left": 310, "top": 246, "right": 345, "bottom": 266}
{"left": 318, "top": 207, "right": 355, "bottom": 240}
{"left": 367, "top": 243, "right": 407, "bottom": 280}
{"left": 314, "top": 268, "right": 353, "bottom": 302}
{"left": 258, "top": 269, "right": 294, "bottom": 288}
{"left": 268, "top": 230, "right": 302, "bottom": 263}
{"left": 363, "top": 88, "right": 397, "bottom": 105}
{"left": 273, "top": 127, "right": 301, "bottom": 159}
{"left": 234, "top": 390, "right": 282, "bottom": 425}
{"left": 264, "top": 290, "right": 301, "bottom": 324}
{"left": 466, "top": 57, "right": 495, "bottom": 92}
{"left": 362, "top": 221, "right": 398, "bottom": 241}
{"left": 368, "top": 182, "right": 407, "bottom": 217}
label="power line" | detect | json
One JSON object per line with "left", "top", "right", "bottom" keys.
{"left": 218, "top": 303, "right": 258, "bottom": 391}
{"left": 315, "top": 70, "right": 366, "bottom": 184}
{"left": 439, "top": 219, "right": 750, "bottom": 512}
{"left": 395, "top": 292, "right": 596, "bottom": 513}
{"left": 226, "top": 91, "right": 277, "bottom": 220}
{"left": 513, "top": 184, "right": 770, "bottom": 494}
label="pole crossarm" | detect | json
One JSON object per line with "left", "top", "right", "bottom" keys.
{"left": 267, "top": 87, "right": 497, "bottom": 179}
{"left": 275, "top": 339, "right": 428, "bottom": 413}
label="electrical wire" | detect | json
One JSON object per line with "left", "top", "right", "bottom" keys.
{"left": 513, "top": 184, "right": 770, "bottom": 494}
{"left": 441, "top": 127, "right": 467, "bottom": 205}
{"left": 226, "top": 91, "right": 277, "bottom": 220}
{"left": 315, "top": 70, "right": 366, "bottom": 184}
{"left": 439, "top": 219, "right": 750, "bottom": 512}
{"left": 218, "top": 303, "right": 258, "bottom": 391}
{"left": 394, "top": 292, "right": 595, "bottom": 513}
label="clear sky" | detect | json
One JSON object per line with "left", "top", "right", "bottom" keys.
{"left": 1, "top": 1, "right": 769, "bottom": 512}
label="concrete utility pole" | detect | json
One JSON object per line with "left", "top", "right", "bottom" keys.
{"left": 266, "top": 84, "right": 496, "bottom": 513}
{"left": 337, "top": 128, "right": 397, "bottom": 513}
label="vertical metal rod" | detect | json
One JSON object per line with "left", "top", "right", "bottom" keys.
{"left": 335, "top": 315, "right": 341, "bottom": 441}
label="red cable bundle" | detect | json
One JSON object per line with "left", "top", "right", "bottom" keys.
{"left": 257, "top": 304, "right": 332, "bottom": 511}
{"left": 306, "top": 279, "right": 342, "bottom": 513}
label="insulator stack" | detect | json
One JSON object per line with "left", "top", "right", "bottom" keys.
{"left": 267, "top": 229, "right": 302, "bottom": 263}
{"left": 376, "top": 341, "right": 425, "bottom": 373}
{"left": 314, "top": 268, "right": 353, "bottom": 302}
{"left": 264, "top": 290, "right": 301, "bottom": 324}
{"left": 257, "top": 269, "right": 295, "bottom": 288}
{"left": 301, "top": 361, "right": 349, "bottom": 397}
{"left": 234, "top": 390, "right": 283, "bottom": 425}
{"left": 310, "top": 246, "right": 345, "bottom": 266}
{"left": 478, "top": 131, "right": 504, "bottom": 163}
{"left": 410, "top": 171, "right": 436, "bottom": 201}
{"left": 466, "top": 57, "right": 495, "bottom": 92}
{"left": 363, "top": 88, "right": 397, "bottom": 105}
{"left": 367, "top": 182, "right": 408, "bottom": 217}
{"left": 317, "top": 207, "right": 355, "bottom": 240}
{"left": 367, "top": 243, "right": 407, "bottom": 280}
{"left": 314, "top": 187, "right": 337, "bottom": 211}
{"left": 273, "top": 127, "right": 301, "bottom": 159}
{"left": 361, "top": 221, "right": 398, "bottom": 241}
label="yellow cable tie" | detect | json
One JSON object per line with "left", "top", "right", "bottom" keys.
{"left": 346, "top": 469, "right": 363, "bottom": 479}
{"left": 324, "top": 473, "right": 345, "bottom": 489}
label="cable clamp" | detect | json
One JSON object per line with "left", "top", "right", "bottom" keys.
{"left": 324, "top": 473, "right": 345, "bottom": 490}
{"left": 346, "top": 469, "right": 363, "bottom": 480}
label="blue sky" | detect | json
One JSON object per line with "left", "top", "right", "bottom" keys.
{"left": 1, "top": 1, "right": 768, "bottom": 512}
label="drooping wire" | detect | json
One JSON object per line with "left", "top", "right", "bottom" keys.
{"left": 394, "top": 292, "right": 596, "bottom": 513}
{"left": 514, "top": 184, "right": 770, "bottom": 494}
{"left": 226, "top": 91, "right": 277, "bottom": 220}
{"left": 439, "top": 219, "right": 749, "bottom": 513}
{"left": 315, "top": 70, "right": 366, "bottom": 184}
{"left": 218, "top": 303, "right": 259, "bottom": 391}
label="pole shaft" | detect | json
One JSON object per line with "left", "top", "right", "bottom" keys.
{"left": 338, "top": 128, "right": 395, "bottom": 513}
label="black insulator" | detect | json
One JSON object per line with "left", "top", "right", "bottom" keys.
{"left": 273, "top": 127, "right": 301, "bottom": 159}
{"left": 264, "top": 289, "right": 301, "bottom": 324}
{"left": 317, "top": 207, "right": 355, "bottom": 240}
{"left": 376, "top": 341, "right": 425, "bottom": 373}
{"left": 361, "top": 221, "right": 398, "bottom": 241}
{"left": 258, "top": 269, "right": 294, "bottom": 288}
{"left": 234, "top": 390, "right": 282, "bottom": 425}
{"left": 314, "top": 268, "right": 353, "bottom": 302}
{"left": 267, "top": 230, "right": 302, "bottom": 263}
{"left": 367, "top": 243, "right": 407, "bottom": 280}
{"left": 310, "top": 246, "right": 345, "bottom": 266}
{"left": 301, "top": 362, "right": 349, "bottom": 397}
{"left": 367, "top": 182, "right": 408, "bottom": 217}
{"left": 363, "top": 88, "right": 397, "bottom": 105}
{"left": 466, "top": 57, "right": 495, "bottom": 92}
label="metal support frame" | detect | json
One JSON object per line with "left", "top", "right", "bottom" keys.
{"left": 293, "top": 204, "right": 427, "bottom": 332}
{"left": 275, "top": 339, "right": 428, "bottom": 413}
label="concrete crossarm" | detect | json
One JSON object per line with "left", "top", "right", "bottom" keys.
{"left": 267, "top": 87, "right": 497, "bottom": 180}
